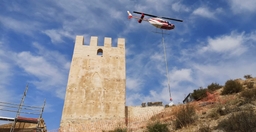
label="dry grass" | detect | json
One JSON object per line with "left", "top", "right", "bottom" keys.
{"left": 101, "top": 77, "right": 256, "bottom": 132}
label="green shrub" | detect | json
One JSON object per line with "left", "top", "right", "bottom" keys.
{"left": 244, "top": 74, "right": 252, "bottom": 79}
{"left": 217, "top": 110, "right": 256, "bottom": 132}
{"left": 146, "top": 121, "right": 169, "bottom": 132}
{"left": 245, "top": 81, "right": 254, "bottom": 89}
{"left": 174, "top": 104, "right": 196, "bottom": 129}
{"left": 240, "top": 88, "right": 256, "bottom": 103}
{"left": 207, "top": 83, "right": 222, "bottom": 91}
{"left": 221, "top": 80, "right": 243, "bottom": 95}
{"left": 191, "top": 88, "right": 207, "bottom": 101}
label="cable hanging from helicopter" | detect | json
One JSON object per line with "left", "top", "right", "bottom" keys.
{"left": 127, "top": 11, "right": 183, "bottom": 105}
{"left": 161, "top": 31, "right": 172, "bottom": 104}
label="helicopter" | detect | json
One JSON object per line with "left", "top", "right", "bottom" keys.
{"left": 127, "top": 11, "right": 183, "bottom": 30}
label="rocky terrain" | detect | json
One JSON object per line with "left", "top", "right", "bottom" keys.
{"left": 124, "top": 76, "right": 256, "bottom": 132}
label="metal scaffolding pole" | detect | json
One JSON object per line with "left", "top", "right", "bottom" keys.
{"left": 0, "top": 84, "right": 47, "bottom": 132}
{"left": 10, "top": 84, "right": 29, "bottom": 132}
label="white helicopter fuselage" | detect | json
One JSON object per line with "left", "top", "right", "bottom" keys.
{"left": 148, "top": 18, "right": 175, "bottom": 30}
{"left": 127, "top": 11, "right": 176, "bottom": 30}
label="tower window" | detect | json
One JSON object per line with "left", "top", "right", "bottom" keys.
{"left": 97, "top": 48, "right": 103, "bottom": 56}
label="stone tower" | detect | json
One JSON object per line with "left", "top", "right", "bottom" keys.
{"left": 60, "top": 36, "right": 126, "bottom": 131}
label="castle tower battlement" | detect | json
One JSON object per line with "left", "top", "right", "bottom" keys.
{"left": 73, "top": 36, "right": 125, "bottom": 57}
{"left": 85, "top": 36, "right": 125, "bottom": 48}
{"left": 60, "top": 36, "right": 126, "bottom": 132}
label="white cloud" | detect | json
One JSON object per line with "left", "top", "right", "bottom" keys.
{"left": 126, "top": 82, "right": 193, "bottom": 105}
{"left": 43, "top": 30, "right": 63, "bottom": 43}
{"left": 16, "top": 52, "right": 58, "bottom": 79}
{"left": 150, "top": 52, "right": 164, "bottom": 62}
{"left": 0, "top": 63, "right": 13, "bottom": 102}
{"left": 183, "top": 31, "right": 256, "bottom": 86}
{"left": 0, "top": 15, "right": 41, "bottom": 35}
{"left": 43, "top": 29, "right": 74, "bottom": 44}
{"left": 126, "top": 93, "right": 142, "bottom": 106}
{"left": 229, "top": 0, "right": 256, "bottom": 13}
{"left": 13, "top": 47, "right": 70, "bottom": 99}
{"left": 126, "top": 52, "right": 154, "bottom": 92}
{"left": 208, "top": 34, "right": 243, "bottom": 52}
{"left": 198, "top": 32, "right": 252, "bottom": 57}
{"left": 0, "top": 42, "right": 70, "bottom": 99}
{"left": 248, "top": 32, "right": 256, "bottom": 42}
{"left": 193, "top": 7, "right": 218, "bottom": 19}
{"left": 126, "top": 77, "right": 143, "bottom": 91}
{"left": 126, "top": 88, "right": 169, "bottom": 106}
{"left": 32, "top": 42, "right": 71, "bottom": 70}
{"left": 125, "top": 41, "right": 173, "bottom": 105}
{"left": 172, "top": 2, "right": 190, "bottom": 12}
{"left": 147, "top": 88, "right": 170, "bottom": 103}
{"left": 0, "top": 46, "right": 15, "bottom": 103}
{"left": 192, "top": 60, "right": 256, "bottom": 85}
{"left": 108, "top": 9, "right": 123, "bottom": 20}
{"left": 55, "top": 0, "right": 127, "bottom": 33}
{"left": 170, "top": 68, "right": 193, "bottom": 83}
{"left": 125, "top": 37, "right": 197, "bottom": 105}
{"left": 157, "top": 68, "right": 194, "bottom": 91}
{"left": 0, "top": 44, "right": 11, "bottom": 81}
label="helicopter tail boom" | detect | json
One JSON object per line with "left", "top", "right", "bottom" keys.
{"left": 127, "top": 11, "right": 148, "bottom": 23}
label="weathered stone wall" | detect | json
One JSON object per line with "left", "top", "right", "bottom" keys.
{"left": 60, "top": 106, "right": 164, "bottom": 131}
{"left": 60, "top": 119, "right": 126, "bottom": 132}
{"left": 60, "top": 36, "right": 126, "bottom": 132}
{"left": 126, "top": 106, "right": 164, "bottom": 130}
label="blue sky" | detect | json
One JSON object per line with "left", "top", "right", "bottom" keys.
{"left": 1, "top": 0, "right": 256, "bottom": 130}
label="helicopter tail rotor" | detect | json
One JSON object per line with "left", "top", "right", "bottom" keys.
{"left": 138, "top": 13, "right": 144, "bottom": 23}
{"left": 127, "top": 11, "right": 133, "bottom": 19}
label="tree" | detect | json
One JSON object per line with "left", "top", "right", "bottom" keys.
{"left": 244, "top": 74, "right": 252, "bottom": 79}
{"left": 221, "top": 80, "right": 242, "bottom": 95}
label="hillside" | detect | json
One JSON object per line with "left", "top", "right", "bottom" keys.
{"left": 120, "top": 76, "right": 256, "bottom": 132}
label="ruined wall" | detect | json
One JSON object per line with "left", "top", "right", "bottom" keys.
{"left": 126, "top": 106, "right": 164, "bottom": 130}
{"left": 60, "top": 36, "right": 126, "bottom": 132}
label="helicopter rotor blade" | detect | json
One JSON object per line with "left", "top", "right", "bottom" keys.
{"left": 133, "top": 11, "right": 143, "bottom": 14}
{"left": 133, "top": 11, "right": 183, "bottom": 22}
{"left": 133, "top": 11, "right": 157, "bottom": 17}
{"left": 161, "top": 17, "right": 183, "bottom": 22}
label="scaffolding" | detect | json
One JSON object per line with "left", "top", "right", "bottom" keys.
{"left": 0, "top": 84, "right": 47, "bottom": 132}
